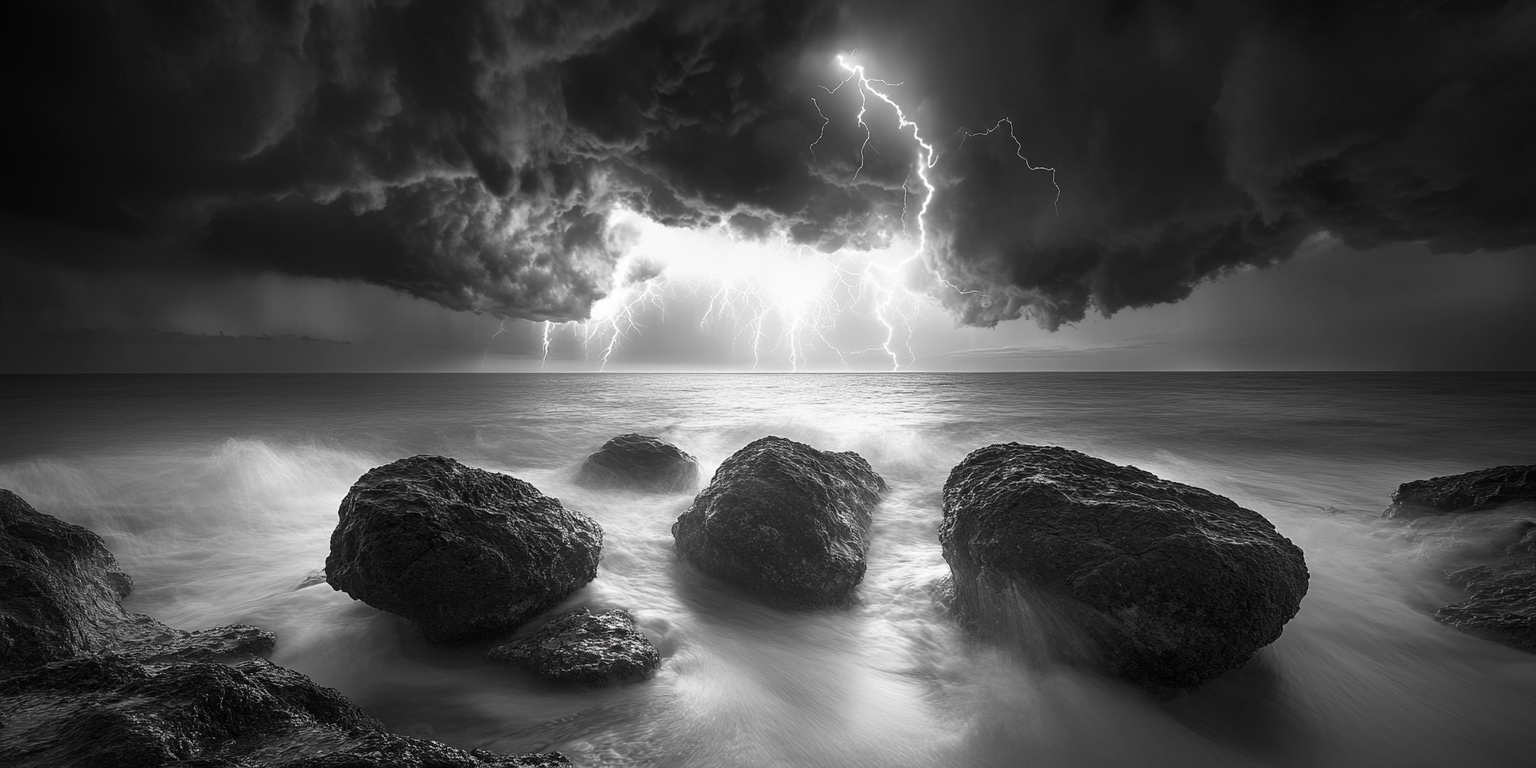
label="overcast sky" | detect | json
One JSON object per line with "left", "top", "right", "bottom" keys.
{"left": 2, "top": 0, "right": 1533, "bottom": 372}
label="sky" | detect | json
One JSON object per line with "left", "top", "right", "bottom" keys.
{"left": 1, "top": 0, "right": 1533, "bottom": 372}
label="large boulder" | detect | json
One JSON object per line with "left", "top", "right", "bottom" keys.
{"left": 672, "top": 436, "right": 885, "bottom": 607}
{"left": 0, "top": 655, "right": 571, "bottom": 768}
{"left": 326, "top": 456, "right": 603, "bottom": 643}
{"left": 1436, "top": 521, "right": 1536, "bottom": 652}
{"left": 0, "top": 489, "right": 273, "bottom": 674}
{"left": 575, "top": 434, "right": 701, "bottom": 493}
{"left": 1383, "top": 465, "right": 1536, "bottom": 519}
{"left": 488, "top": 607, "right": 661, "bottom": 684}
{"left": 939, "top": 444, "right": 1309, "bottom": 696}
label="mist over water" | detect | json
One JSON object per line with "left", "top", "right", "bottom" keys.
{"left": 3, "top": 373, "right": 1534, "bottom": 767}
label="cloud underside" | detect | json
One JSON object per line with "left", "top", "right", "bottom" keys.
{"left": 2, "top": 0, "right": 1532, "bottom": 330}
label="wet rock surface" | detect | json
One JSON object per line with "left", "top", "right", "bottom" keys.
{"left": 0, "top": 489, "right": 273, "bottom": 674}
{"left": 672, "top": 436, "right": 885, "bottom": 608}
{"left": 1435, "top": 520, "right": 1536, "bottom": 652}
{"left": 488, "top": 607, "right": 661, "bottom": 684}
{"left": 576, "top": 433, "right": 701, "bottom": 493}
{"left": 0, "top": 655, "right": 571, "bottom": 768}
{"left": 939, "top": 444, "right": 1309, "bottom": 696}
{"left": 326, "top": 455, "right": 603, "bottom": 643}
{"left": 1384, "top": 465, "right": 1536, "bottom": 519}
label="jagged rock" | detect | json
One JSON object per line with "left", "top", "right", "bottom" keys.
{"left": 0, "top": 655, "right": 571, "bottom": 768}
{"left": 1434, "top": 520, "right": 1536, "bottom": 652}
{"left": 0, "top": 489, "right": 274, "bottom": 675}
{"left": 296, "top": 569, "right": 328, "bottom": 590}
{"left": 672, "top": 436, "right": 885, "bottom": 607}
{"left": 575, "top": 434, "right": 701, "bottom": 493}
{"left": 939, "top": 444, "right": 1309, "bottom": 696}
{"left": 1383, "top": 465, "right": 1536, "bottom": 519}
{"left": 326, "top": 456, "right": 603, "bottom": 643}
{"left": 488, "top": 607, "right": 660, "bottom": 684}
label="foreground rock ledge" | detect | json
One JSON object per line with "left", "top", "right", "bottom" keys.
{"left": 327, "top": 455, "right": 603, "bottom": 643}
{"left": 939, "top": 444, "right": 1309, "bottom": 696}
{"left": 1437, "top": 521, "right": 1536, "bottom": 652}
{"left": 0, "top": 656, "right": 571, "bottom": 768}
{"left": 576, "top": 433, "right": 701, "bottom": 493}
{"left": 488, "top": 607, "right": 661, "bottom": 684}
{"left": 1383, "top": 464, "right": 1536, "bottom": 519}
{"left": 0, "top": 488, "right": 272, "bottom": 674}
{"left": 673, "top": 436, "right": 885, "bottom": 608}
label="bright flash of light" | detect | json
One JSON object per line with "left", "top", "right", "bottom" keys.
{"left": 544, "top": 209, "right": 925, "bottom": 371}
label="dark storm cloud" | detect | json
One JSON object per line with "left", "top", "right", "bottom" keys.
{"left": 1, "top": 0, "right": 1532, "bottom": 328}
{"left": 862, "top": 0, "right": 1536, "bottom": 328}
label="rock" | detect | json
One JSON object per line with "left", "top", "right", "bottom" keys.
{"left": 0, "top": 655, "right": 571, "bottom": 768}
{"left": 326, "top": 455, "right": 603, "bottom": 643}
{"left": 296, "top": 568, "right": 328, "bottom": 589}
{"left": 488, "top": 607, "right": 661, "bottom": 684}
{"left": 576, "top": 433, "right": 701, "bottom": 493}
{"left": 1383, "top": 465, "right": 1536, "bottom": 518}
{"left": 939, "top": 444, "right": 1309, "bottom": 696}
{"left": 0, "top": 489, "right": 274, "bottom": 675}
{"left": 672, "top": 436, "right": 885, "bottom": 607}
{"left": 1434, "top": 520, "right": 1536, "bottom": 652}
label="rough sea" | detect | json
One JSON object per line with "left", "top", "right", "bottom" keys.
{"left": 2, "top": 373, "right": 1534, "bottom": 767}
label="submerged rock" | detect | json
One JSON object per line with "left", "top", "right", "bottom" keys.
{"left": 0, "top": 655, "right": 571, "bottom": 768}
{"left": 576, "top": 433, "right": 701, "bottom": 493}
{"left": 0, "top": 489, "right": 273, "bottom": 674}
{"left": 1434, "top": 520, "right": 1536, "bottom": 652}
{"left": 488, "top": 607, "right": 661, "bottom": 684}
{"left": 672, "top": 436, "right": 885, "bottom": 607}
{"left": 326, "top": 455, "right": 603, "bottom": 643}
{"left": 1383, "top": 465, "right": 1536, "bottom": 519}
{"left": 939, "top": 444, "right": 1309, "bottom": 696}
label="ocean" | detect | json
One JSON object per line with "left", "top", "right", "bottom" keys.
{"left": 2, "top": 373, "right": 1534, "bottom": 767}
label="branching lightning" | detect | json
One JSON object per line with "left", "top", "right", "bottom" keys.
{"left": 532, "top": 52, "right": 1057, "bottom": 373}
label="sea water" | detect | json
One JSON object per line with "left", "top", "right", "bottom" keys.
{"left": 2, "top": 373, "right": 1534, "bottom": 767}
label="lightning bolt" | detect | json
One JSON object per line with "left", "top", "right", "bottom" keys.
{"left": 962, "top": 117, "right": 1061, "bottom": 219}
{"left": 537, "top": 53, "right": 1059, "bottom": 373}
{"left": 481, "top": 318, "right": 507, "bottom": 367}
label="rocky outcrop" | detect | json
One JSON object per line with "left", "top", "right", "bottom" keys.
{"left": 672, "top": 436, "right": 885, "bottom": 607}
{"left": 939, "top": 444, "right": 1309, "bottom": 696}
{"left": 1383, "top": 465, "right": 1536, "bottom": 518}
{"left": 0, "top": 489, "right": 273, "bottom": 674}
{"left": 576, "top": 434, "right": 701, "bottom": 493}
{"left": 488, "top": 607, "right": 661, "bottom": 684}
{"left": 326, "top": 456, "right": 603, "bottom": 643}
{"left": 0, "top": 655, "right": 571, "bottom": 768}
{"left": 1434, "top": 521, "right": 1536, "bottom": 652}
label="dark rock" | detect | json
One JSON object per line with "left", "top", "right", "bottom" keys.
{"left": 326, "top": 456, "right": 603, "bottom": 643}
{"left": 1383, "top": 465, "right": 1536, "bottom": 518}
{"left": 1435, "top": 520, "right": 1536, "bottom": 652}
{"left": 576, "top": 433, "right": 701, "bottom": 493}
{"left": 939, "top": 444, "right": 1309, "bottom": 696}
{"left": 488, "top": 607, "right": 661, "bottom": 684}
{"left": 672, "top": 436, "right": 885, "bottom": 608}
{"left": 0, "top": 655, "right": 571, "bottom": 768}
{"left": 0, "top": 489, "right": 274, "bottom": 675}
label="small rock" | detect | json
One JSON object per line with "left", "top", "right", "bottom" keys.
{"left": 488, "top": 607, "right": 661, "bottom": 684}
{"left": 576, "top": 433, "right": 701, "bottom": 493}
{"left": 326, "top": 456, "right": 603, "bottom": 643}
{"left": 1383, "top": 465, "right": 1536, "bottom": 519}
{"left": 672, "top": 436, "right": 885, "bottom": 607}
{"left": 939, "top": 444, "right": 1309, "bottom": 696}
{"left": 296, "top": 568, "right": 328, "bottom": 589}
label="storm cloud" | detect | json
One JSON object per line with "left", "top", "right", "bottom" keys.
{"left": 2, "top": 0, "right": 1532, "bottom": 329}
